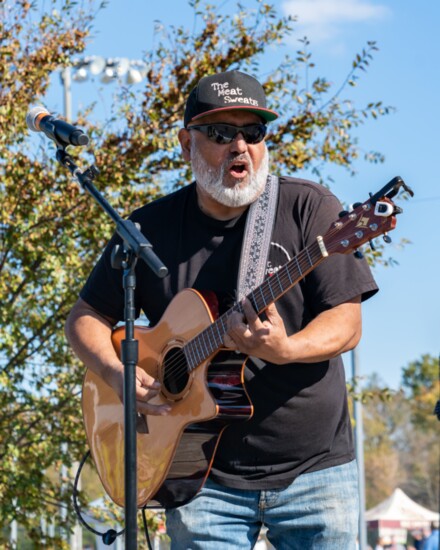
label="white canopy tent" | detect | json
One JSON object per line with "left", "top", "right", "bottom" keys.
{"left": 366, "top": 488, "right": 439, "bottom": 545}
{"left": 366, "top": 488, "right": 438, "bottom": 528}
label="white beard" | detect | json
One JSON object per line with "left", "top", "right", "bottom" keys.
{"left": 190, "top": 139, "right": 270, "bottom": 208}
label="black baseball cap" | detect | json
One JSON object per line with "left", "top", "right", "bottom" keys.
{"left": 184, "top": 70, "right": 279, "bottom": 127}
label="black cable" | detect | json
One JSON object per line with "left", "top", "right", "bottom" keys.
{"left": 72, "top": 450, "right": 125, "bottom": 545}
{"left": 141, "top": 507, "right": 154, "bottom": 550}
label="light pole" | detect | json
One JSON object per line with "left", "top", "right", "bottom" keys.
{"left": 60, "top": 66, "right": 72, "bottom": 122}
{"left": 60, "top": 56, "right": 147, "bottom": 122}
{"left": 352, "top": 347, "right": 368, "bottom": 549}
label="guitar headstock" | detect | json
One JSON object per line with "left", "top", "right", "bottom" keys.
{"left": 322, "top": 177, "right": 413, "bottom": 256}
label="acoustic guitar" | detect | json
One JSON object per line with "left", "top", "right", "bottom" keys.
{"left": 81, "top": 177, "right": 411, "bottom": 509}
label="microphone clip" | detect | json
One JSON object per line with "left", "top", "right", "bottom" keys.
{"left": 55, "top": 148, "right": 99, "bottom": 193}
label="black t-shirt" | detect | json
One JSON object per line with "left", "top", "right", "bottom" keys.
{"left": 80, "top": 176, "right": 378, "bottom": 489}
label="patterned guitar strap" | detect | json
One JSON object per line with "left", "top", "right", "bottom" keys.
{"left": 237, "top": 174, "right": 279, "bottom": 301}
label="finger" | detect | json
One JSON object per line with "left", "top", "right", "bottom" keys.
{"left": 223, "top": 333, "right": 238, "bottom": 349}
{"left": 135, "top": 367, "right": 162, "bottom": 390}
{"left": 134, "top": 370, "right": 163, "bottom": 401}
{"left": 227, "top": 325, "right": 254, "bottom": 352}
{"left": 241, "top": 298, "right": 260, "bottom": 329}
{"left": 136, "top": 385, "right": 161, "bottom": 401}
{"left": 264, "top": 302, "right": 282, "bottom": 325}
{"left": 227, "top": 309, "right": 246, "bottom": 331}
{"left": 136, "top": 377, "right": 162, "bottom": 391}
{"left": 135, "top": 375, "right": 172, "bottom": 415}
{"left": 137, "top": 399, "right": 171, "bottom": 416}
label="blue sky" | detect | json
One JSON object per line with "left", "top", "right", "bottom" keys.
{"left": 44, "top": 0, "right": 439, "bottom": 389}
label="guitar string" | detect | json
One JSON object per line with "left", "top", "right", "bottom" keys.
{"left": 156, "top": 242, "right": 325, "bottom": 385}
{"left": 161, "top": 237, "right": 353, "bottom": 385}
{"left": 156, "top": 210, "right": 381, "bottom": 384}
{"left": 157, "top": 216, "right": 366, "bottom": 386}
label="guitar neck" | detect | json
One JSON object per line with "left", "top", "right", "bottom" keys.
{"left": 184, "top": 239, "right": 327, "bottom": 370}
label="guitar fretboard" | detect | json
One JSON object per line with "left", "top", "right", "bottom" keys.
{"left": 183, "top": 239, "right": 326, "bottom": 371}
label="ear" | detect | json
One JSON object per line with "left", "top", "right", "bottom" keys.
{"left": 178, "top": 128, "right": 192, "bottom": 161}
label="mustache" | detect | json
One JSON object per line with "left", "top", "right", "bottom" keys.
{"left": 226, "top": 152, "right": 251, "bottom": 164}
{"left": 222, "top": 153, "right": 252, "bottom": 174}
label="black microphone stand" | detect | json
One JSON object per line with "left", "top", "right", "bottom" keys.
{"left": 57, "top": 147, "right": 168, "bottom": 549}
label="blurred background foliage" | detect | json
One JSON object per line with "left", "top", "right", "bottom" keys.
{"left": 0, "top": 0, "right": 436, "bottom": 546}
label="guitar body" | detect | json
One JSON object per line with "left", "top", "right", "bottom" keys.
{"left": 82, "top": 288, "right": 253, "bottom": 508}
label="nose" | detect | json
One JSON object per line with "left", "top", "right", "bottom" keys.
{"left": 229, "top": 131, "right": 248, "bottom": 154}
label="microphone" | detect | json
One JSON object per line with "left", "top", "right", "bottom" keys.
{"left": 26, "top": 105, "right": 89, "bottom": 147}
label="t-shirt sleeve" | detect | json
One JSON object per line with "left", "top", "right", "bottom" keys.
{"left": 79, "top": 231, "right": 127, "bottom": 321}
{"left": 300, "top": 191, "right": 379, "bottom": 314}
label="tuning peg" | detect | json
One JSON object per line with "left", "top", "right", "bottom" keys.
{"left": 383, "top": 233, "right": 392, "bottom": 244}
{"left": 350, "top": 202, "right": 363, "bottom": 211}
{"left": 369, "top": 239, "right": 377, "bottom": 252}
{"left": 338, "top": 210, "right": 349, "bottom": 218}
{"left": 354, "top": 250, "right": 364, "bottom": 259}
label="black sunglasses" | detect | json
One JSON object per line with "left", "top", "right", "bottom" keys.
{"left": 188, "top": 123, "right": 267, "bottom": 144}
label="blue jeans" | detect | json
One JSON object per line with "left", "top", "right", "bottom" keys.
{"left": 165, "top": 460, "right": 359, "bottom": 549}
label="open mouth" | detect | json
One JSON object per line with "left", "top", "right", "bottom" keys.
{"left": 229, "top": 161, "right": 249, "bottom": 178}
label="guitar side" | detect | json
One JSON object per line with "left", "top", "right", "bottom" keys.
{"left": 82, "top": 288, "right": 253, "bottom": 508}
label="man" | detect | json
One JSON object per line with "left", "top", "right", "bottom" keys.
{"left": 65, "top": 70, "right": 378, "bottom": 549}
{"left": 424, "top": 521, "right": 439, "bottom": 550}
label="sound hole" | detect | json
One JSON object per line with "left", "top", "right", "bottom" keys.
{"left": 163, "top": 347, "right": 189, "bottom": 396}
